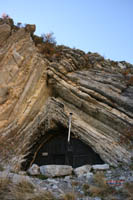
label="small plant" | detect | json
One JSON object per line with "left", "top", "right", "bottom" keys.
{"left": 60, "top": 192, "right": 76, "bottom": 200}
{"left": 128, "top": 76, "right": 133, "bottom": 86}
{"left": 0, "top": 176, "right": 56, "bottom": 200}
{"left": 32, "top": 35, "right": 44, "bottom": 46}
{"left": 40, "top": 43, "right": 55, "bottom": 55}
{"left": 16, "top": 180, "right": 35, "bottom": 193}
{"left": 89, "top": 172, "right": 116, "bottom": 198}
{"left": 82, "top": 183, "right": 90, "bottom": 196}
{"left": 121, "top": 68, "right": 131, "bottom": 76}
{"left": 71, "top": 181, "right": 79, "bottom": 187}
{"left": 0, "top": 164, "right": 4, "bottom": 171}
{"left": 31, "top": 191, "right": 56, "bottom": 200}
{"left": 124, "top": 182, "right": 133, "bottom": 198}
{"left": 32, "top": 174, "right": 47, "bottom": 180}
{"left": 0, "top": 176, "right": 12, "bottom": 200}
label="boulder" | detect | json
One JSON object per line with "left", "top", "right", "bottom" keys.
{"left": 27, "top": 164, "right": 40, "bottom": 175}
{"left": 40, "top": 165, "right": 73, "bottom": 177}
{"left": 74, "top": 165, "right": 92, "bottom": 177}
{"left": 86, "top": 172, "right": 94, "bottom": 180}
{"left": 92, "top": 164, "right": 109, "bottom": 170}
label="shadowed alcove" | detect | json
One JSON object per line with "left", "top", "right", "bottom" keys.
{"left": 22, "top": 124, "right": 104, "bottom": 170}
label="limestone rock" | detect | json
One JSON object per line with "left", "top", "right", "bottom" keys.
{"left": 86, "top": 172, "right": 94, "bottom": 180}
{"left": 0, "top": 171, "right": 32, "bottom": 184}
{"left": 27, "top": 164, "right": 40, "bottom": 175}
{"left": 40, "top": 165, "right": 73, "bottom": 177}
{"left": 0, "top": 20, "right": 132, "bottom": 172}
{"left": 0, "top": 86, "right": 9, "bottom": 105}
{"left": 74, "top": 165, "right": 92, "bottom": 177}
{"left": 92, "top": 164, "right": 109, "bottom": 170}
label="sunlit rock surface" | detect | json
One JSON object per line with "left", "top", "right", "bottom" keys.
{"left": 0, "top": 18, "right": 133, "bottom": 171}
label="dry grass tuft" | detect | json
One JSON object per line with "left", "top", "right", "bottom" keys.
{"left": 0, "top": 176, "right": 12, "bottom": 200}
{"left": 124, "top": 182, "right": 133, "bottom": 198}
{"left": 0, "top": 176, "right": 56, "bottom": 200}
{"left": 60, "top": 192, "right": 76, "bottom": 200}
{"left": 89, "top": 185, "right": 105, "bottom": 197}
{"left": 11, "top": 180, "right": 35, "bottom": 199}
{"left": 31, "top": 191, "right": 56, "bottom": 200}
{"left": 89, "top": 171, "right": 116, "bottom": 198}
{"left": 93, "top": 171, "right": 107, "bottom": 187}
{"left": 82, "top": 183, "right": 90, "bottom": 196}
{"left": 71, "top": 181, "right": 79, "bottom": 187}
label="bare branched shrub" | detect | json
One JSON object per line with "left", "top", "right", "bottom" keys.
{"left": 39, "top": 32, "right": 56, "bottom": 61}
{"left": 41, "top": 32, "right": 56, "bottom": 45}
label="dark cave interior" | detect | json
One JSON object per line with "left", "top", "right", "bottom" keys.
{"left": 22, "top": 125, "right": 104, "bottom": 170}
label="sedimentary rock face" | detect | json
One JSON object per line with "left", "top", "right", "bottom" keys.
{"left": 0, "top": 18, "right": 133, "bottom": 171}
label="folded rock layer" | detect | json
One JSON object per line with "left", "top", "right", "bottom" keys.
{"left": 0, "top": 18, "right": 133, "bottom": 171}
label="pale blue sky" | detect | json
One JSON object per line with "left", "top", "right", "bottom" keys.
{"left": 0, "top": 0, "right": 133, "bottom": 63}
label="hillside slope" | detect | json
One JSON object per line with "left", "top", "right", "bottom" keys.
{"left": 0, "top": 18, "right": 133, "bottom": 171}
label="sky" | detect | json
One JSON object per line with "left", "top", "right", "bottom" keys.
{"left": 0, "top": 0, "right": 133, "bottom": 64}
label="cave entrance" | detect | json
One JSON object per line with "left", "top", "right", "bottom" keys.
{"left": 25, "top": 125, "right": 104, "bottom": 169}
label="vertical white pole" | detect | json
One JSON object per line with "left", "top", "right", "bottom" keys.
{"left": 68, "top": 113, "right": 73, "bottom": 143}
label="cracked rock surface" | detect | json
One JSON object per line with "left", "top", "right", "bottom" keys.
{"left": 0, "top": 18, "right": 133, "bottom": 171}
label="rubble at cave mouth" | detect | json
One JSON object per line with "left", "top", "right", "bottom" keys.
{"left": 22, "top": 125, "right": 104, "bottom": 170}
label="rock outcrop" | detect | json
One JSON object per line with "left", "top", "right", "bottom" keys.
{"left": 0, "top": 18, "right": 133, "bottom": 171}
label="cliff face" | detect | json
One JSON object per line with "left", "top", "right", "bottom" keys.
{"left": 0, "top": 19, "right": 133, "bottom": 171}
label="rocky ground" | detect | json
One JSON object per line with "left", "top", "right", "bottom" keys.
{"left": 0, "top": 164, "right": 133, "bottom": 200}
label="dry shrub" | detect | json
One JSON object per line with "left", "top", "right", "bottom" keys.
{"left": 121, "top": 68, "right": 131, "bottom": 76}
{"left": 93, "top": 171, "right": 107, "bottom": 186}
{"left": 60, "top": 192, "right": 76, "bottom": 200}
{"left": 40, "top": 43, "right": 56, "bottom": 57}
{"left": 89, "top": 185, "right": 105, "bottom": 197}
{"left": 41, "top": 32, "right": 56, "bottom": 45}
{"left": 128, "top": 76, "right": 133, "bottom": 86}
{"left": 71, "top": 181, "right": 79, "bottom": 187}
{"left": 33, "top": 35, "right": 44, "bottom": 46}
{"left": 12, "top": 179, "right": 35, "bottom": 194}
{"left": 124, "top": 182, "right": 133, "bottom": 198}
{"left": 89, "top": 172, "right": 115, "bottom": 198}
{"left": 82, "top": 183, "right": 90, "bottom": 195}
{"left": 0, "top": 176, "right": 56, "bottom": 200}
{"left": 0, "top": 176, "right": 12, "bottom": 200}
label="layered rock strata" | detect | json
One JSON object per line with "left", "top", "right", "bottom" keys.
{"left": 0, "top": 18, "right": 133, "bottom": 171}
